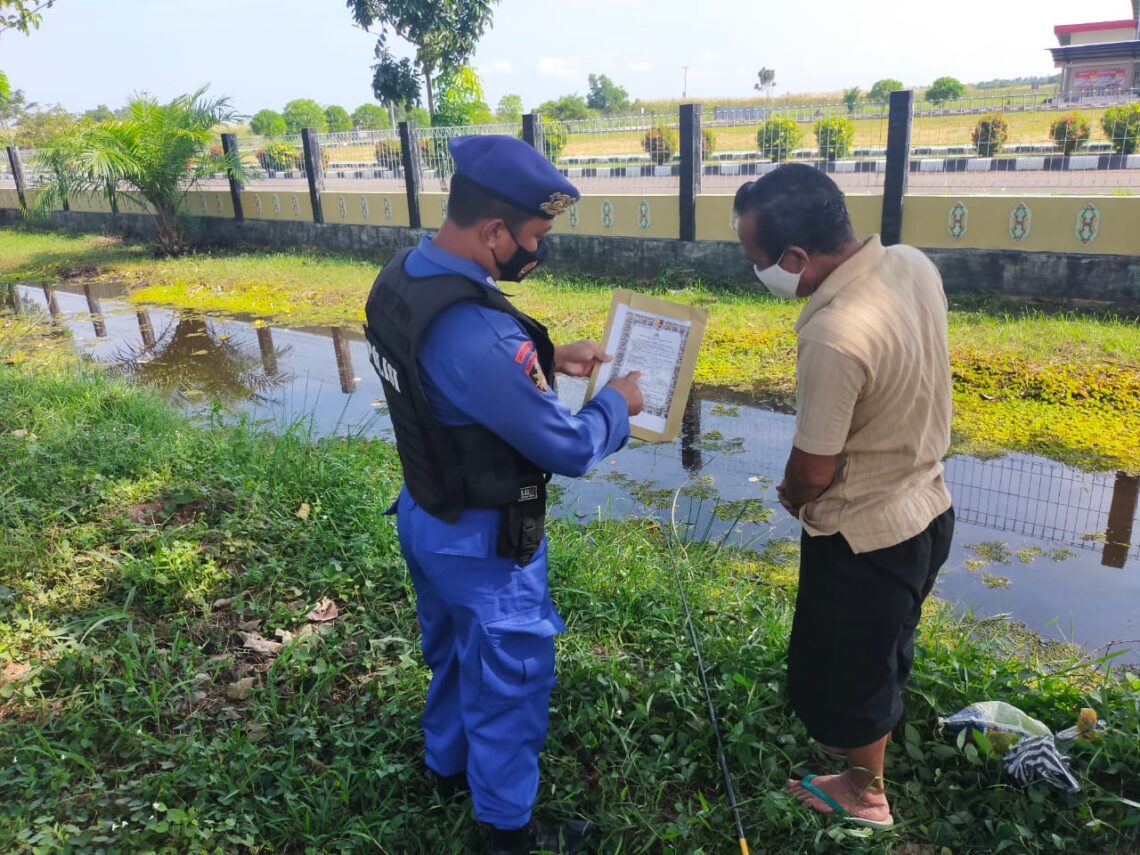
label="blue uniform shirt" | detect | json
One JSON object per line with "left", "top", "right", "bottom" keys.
{"left": 403, "top": 235, "right": 630, "bottom": 484}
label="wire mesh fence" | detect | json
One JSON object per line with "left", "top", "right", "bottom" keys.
{"left": 318, "top": 128, "right": 406, "bottom": 192}
{"left": 702, "top": 101, "right": 889, "bottom": 195}
{"left": 908, "top": 92, "right": 1140, "bottom": 195}
{"left": 234, "top": 133, "right": 308, "bottom": 190}
{"left": 943, "top": 454, "right": 1139, "bottom": 566}
{"left": 549, "top": 112, "right": 679, "bottom": 194}
{"left": 412, "top": 121, "right": 523, "bottom": 191}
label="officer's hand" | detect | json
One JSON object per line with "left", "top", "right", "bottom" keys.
{"left": 607, "top": 371, "right": 644, "bottom": 416}
{"left": 554, "top": 339, "right": 612, "bottom": 378}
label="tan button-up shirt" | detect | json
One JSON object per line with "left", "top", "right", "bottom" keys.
{"left": 793, "top": 235, "right": 952, "bottom": 554}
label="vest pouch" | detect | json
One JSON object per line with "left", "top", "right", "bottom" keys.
{"left": 496, "top": 484, "right": 547, "bottom": 566}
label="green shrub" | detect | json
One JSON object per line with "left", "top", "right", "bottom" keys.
{"left": 1100, "top": 104, "right": 1140, "bottom": 155}
{"left": 375, "top": 140, "right": 402, "bottom": 169}
{"left": 756, "top": 117, "right": 801, "bottom": 162}
{"left": 972, "top": 113, "right": 1009, "bottom": 157}
{"left": 813, "top": 116, "right": 855, "bottom": 160}
{"left": 256, "top": 142, "right": 300, "bottom": 172}
{"left": 1050, "top": 113, "right": 1091, "bottom": 155}
{"left": 642, "top": 124, "right": 678, "bottom": 165}
{"left": 702, "top": 127, "right": 716, "bottom": 156}
{"left": 540, "top": 122, "right": 569, "bottom": 160}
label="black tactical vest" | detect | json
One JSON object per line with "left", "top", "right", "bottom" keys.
{"left": 364, "top": 248, "right": 556, "bottom": 531}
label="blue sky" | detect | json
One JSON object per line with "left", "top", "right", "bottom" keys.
{"left": 0, "top": 0, "right": 1132, "bottom": 115}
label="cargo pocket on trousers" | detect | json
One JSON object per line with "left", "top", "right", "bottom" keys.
{"left": 477, "top": 612, "right": 563, "bottom": 707}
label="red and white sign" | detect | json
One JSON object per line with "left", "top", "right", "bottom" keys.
{"left": 1072, "top": 67, "right": 1129, "bottom": 92}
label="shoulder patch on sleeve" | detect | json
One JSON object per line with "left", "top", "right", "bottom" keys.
{"left": 523, "top": 350, "right": 549, "bottom": 393}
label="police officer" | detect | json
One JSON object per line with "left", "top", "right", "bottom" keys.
{"left": 364, "top": 135, "right": 643, "bottom": 854}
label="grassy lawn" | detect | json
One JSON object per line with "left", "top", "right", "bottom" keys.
{"left": 1, "top": 320, "right": 1138, "bottom": 853}
{"left": 2, "top": 228, "right": 1139, "bottom": 472}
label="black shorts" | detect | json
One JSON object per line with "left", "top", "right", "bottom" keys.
{"left": 787, "top": 507, "right": 955, "bottom": 749}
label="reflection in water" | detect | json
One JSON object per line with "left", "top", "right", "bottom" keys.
{"left": 330, "top": 327, "right": 357, "bottom": 393}
{"left": 111, "top": 314, "right": 289, "bottom": 402}
{"left": 680, "top": 394, "right": 702, "bottom": 475}
{"left": 8, "top": 283, "right": 1140, "bottom": 660}
{"left": 42, "top": 285, "right": 62, "bottom": 320}
{"left": 257, "top": 326, "right": 278, "bottom": 376}
{"left": 83, "top": 284, "right": 106, "bottom": 338}
{"left": 136, "top": 311, "right": 156, "bottom": 349}
{"left": 1104, "top": 472, "right": 1140, "bottom": 569}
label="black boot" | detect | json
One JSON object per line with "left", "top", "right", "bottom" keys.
{"left": 425, "top": 767, "right": 469, "bottom": 799}
{"left": 486, "top": 816, "right": 596, "bottom": 855}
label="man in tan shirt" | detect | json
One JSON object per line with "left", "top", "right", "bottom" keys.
{"left": 734, "top": 165, "right": 954, "bottom": 830}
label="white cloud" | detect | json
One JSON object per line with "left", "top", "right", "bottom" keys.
{"left": 481, "top": 59, "right": 514, "bottom": 76}
{"left": 537, "top": 56, "right": 580, "bottom": 80}
{"left": 626, "top": 60, "right": 651, "bottom": 73}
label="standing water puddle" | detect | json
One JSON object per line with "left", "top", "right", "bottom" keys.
{"left": 11, "top": 282, "right": 1140, "bottom": 664}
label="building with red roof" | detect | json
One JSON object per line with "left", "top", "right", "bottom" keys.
{"left": 1048, "top": 0, "right": 1139, "bottom": 97}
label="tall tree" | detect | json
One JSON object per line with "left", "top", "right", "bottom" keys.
{"left": 536, "top": 94, "right": 592, "bottom": 121}
{"left": 83, "top": 104, "right": 116, "bottom": 123}
{"left": 926, "top": 76, "right": 965, "bottom": 105}
{"left": 586, "top": 73, "right": 630, "bottom": 114}
{"left": 0, "top": 0, "right": 55, "bottom": 35}
{"left": 345, "top": 0, "right": 498, "bottom": 118}
{"left": 371, "top": 45, "right": 422, "bottom": 117}
{"left": 755, "top": 67, "right": 776, "bottom": 100}
{"left": 431, "top": 65, "right": 491, "bottom": 126}
{"left": 0, "top": 70, "right": 10, "bottom": 105}
{"left": 868, "top": 78, "right": 903, "bottom": 103}
{"left": 352, "top": 102, "right": 390, "bottom": 130}
{"left": 249, "top": 108, "right": 286, "bottom": 137}
{"left": 842, "top": 86, "right": 861, "bottom": 114}
{"left": 0, "top": 86, "right": 32, "bottom": 142}
{"left": 282, "top": 99, "right": 327, "bottom": 133}
{"left": 325, "top": 104, "right": 353, "bottom": 132}
{"left": 495, "top": 94, "right": 522, "bottom": 123}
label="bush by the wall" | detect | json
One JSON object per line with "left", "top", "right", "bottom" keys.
{"left": 1050, "top": 114, "right": 1091, "bottom": 155}
{"left": 814, "top": 116, "right": 855, "bottom": 161}
{"left": 972, "top": 113, "right": 1009, "bottom": 157}
{"left": 1100, "top": 104, "right": 1140, "bottom": 155}
{"left": 643, "top": 124, "right": 678, "bottom": 165}
{"left": 256, "top": 143, "right": 301, "bottom": 172}
{"left": 756, "top": 117, "right": 801, "bottom": 162}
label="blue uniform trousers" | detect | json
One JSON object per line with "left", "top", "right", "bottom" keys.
{"left": 397, "top": 488, "right": 566, "bottom": 829}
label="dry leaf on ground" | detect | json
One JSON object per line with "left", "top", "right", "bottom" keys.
{"left": 307, "top": 597, "right": 339, "bottom": 622}
{"left": 226, "top": 677, "right": 256, "bottom": 700}
{"left": 238, "top": 631, "right": 283, "bottom": 656}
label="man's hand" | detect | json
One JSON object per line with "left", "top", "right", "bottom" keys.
{"left": 607, "top": 371, "right": 644, "bottom": 416}
{"left": 776, "top": 481, "right": 800, "bottom": 517}
{"left": 554, "top": 340, "right": 611, "bottom": 378}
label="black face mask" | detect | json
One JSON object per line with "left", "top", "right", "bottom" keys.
{"left": 494, "top": 227, "right": 548, "bottom": 282}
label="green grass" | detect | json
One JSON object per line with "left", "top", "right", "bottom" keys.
{"left": 2, "top": 228, "right": 1139, "bottom": 471}
{"left": 1, "top": 323, "right": 1139, "bottom": 854}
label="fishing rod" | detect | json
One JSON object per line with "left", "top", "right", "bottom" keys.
{"left": 666, "top": 483, "right": 752, "bottom": 855}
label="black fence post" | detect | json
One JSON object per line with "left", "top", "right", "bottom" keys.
{"left": 522, "top": 113, "right": 540, "bottom": 151}
{"left": 220, "top": 132, "right": 244, "bottom": 221}
{"left": 6, "top": 146, "right": 28, "bottom": 214}
{"left": 300, "top": 128, "right": 325, "bottom": 224}
{"left": 679, "top": 103, "right": 702, "bottom": 241}
{"left": 881, "top": 89, "right": 914, "bottom": 246}
{"left": 399, "top": 121, "right": 423, "bottom": 230}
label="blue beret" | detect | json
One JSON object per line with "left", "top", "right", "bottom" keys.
{"left": 448, "top": 134, "right": 579, "bottom": 219}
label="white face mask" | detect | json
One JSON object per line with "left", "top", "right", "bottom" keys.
{"left": 753, "top": 252, "right": 803, "bottom": 299}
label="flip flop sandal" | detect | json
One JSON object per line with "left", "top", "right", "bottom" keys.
{"left": 795, "top": 774, "right": 896, "bottom": 830}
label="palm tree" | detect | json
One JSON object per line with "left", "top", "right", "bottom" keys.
{"left": 33, "top": 87, "right": 246, "bottom": 257}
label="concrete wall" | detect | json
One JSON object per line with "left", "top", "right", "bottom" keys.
{"left": 6, "top": 207, "right": 1138, "bottom": 303}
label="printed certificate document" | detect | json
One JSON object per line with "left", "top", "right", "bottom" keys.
{"left": 584, "top": 289, "right": 707, "bottom": 443}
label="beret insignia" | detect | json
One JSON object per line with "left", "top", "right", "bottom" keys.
{"left": 540, "top": 192, "right": 574, "bottom": 216}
